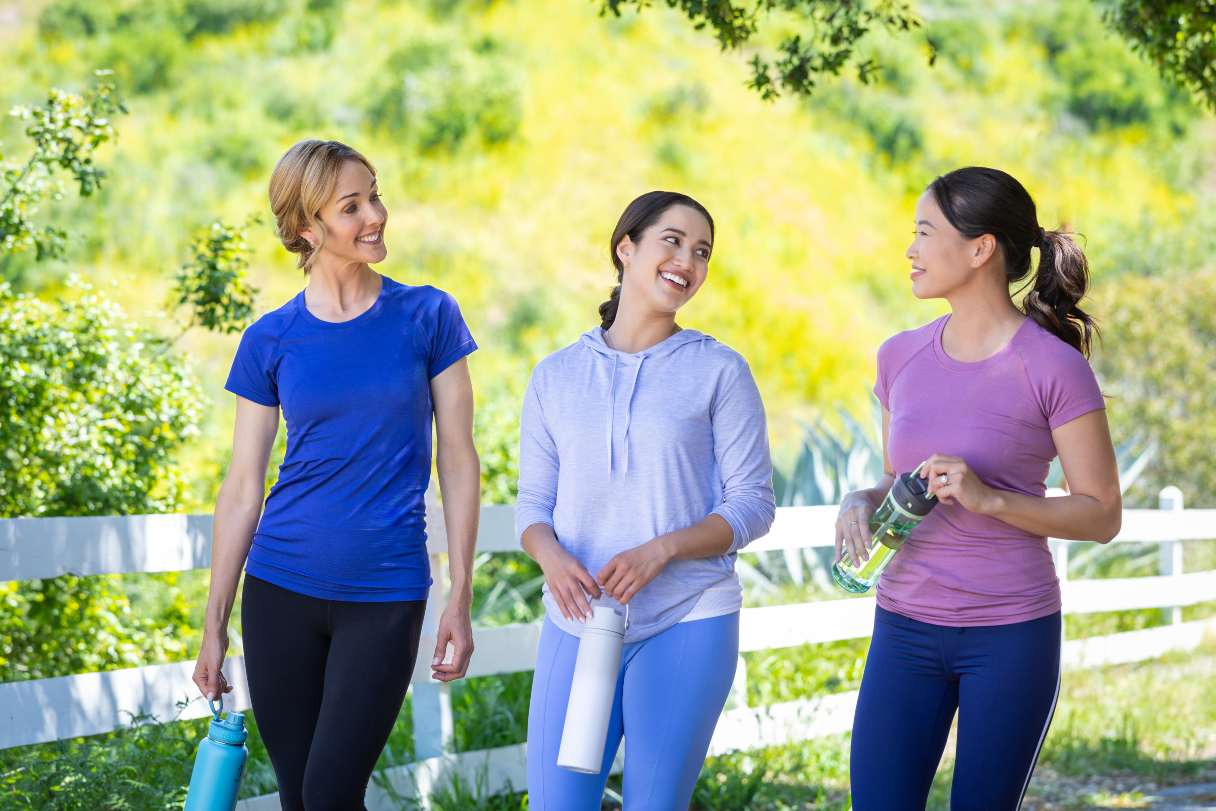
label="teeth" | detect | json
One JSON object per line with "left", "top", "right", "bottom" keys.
{"left": 660, "top": 271, "right": 688, "bottom": 288}
{"left": 358, "top": 232, "right": 381, "bottom": 243}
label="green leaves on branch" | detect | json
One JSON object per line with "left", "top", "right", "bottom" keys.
{"left": 173, "top": 217, "right": 260, "bottom": 335}
{"left": 0, "top": 71, "right": 127, "bottom": 262}
{"left": 1104, "top": 1, "right": 1216, "bottom": 111}
{"left": 0, "top": 278, "right": 202, "bottom": 683}
{"left": 0, "top": 277, "right": 202, "bottom": 519}
{"left": 601, "top": 0, "right": 924, "bottom": 100}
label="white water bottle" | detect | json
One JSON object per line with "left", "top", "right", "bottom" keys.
{"left": 556, "top": 600, "right": 627, "bottom": 773}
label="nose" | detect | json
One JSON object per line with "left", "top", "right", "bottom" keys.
{"left": 670, "top": 245, "right": 693, "bottom": 268}
{"left": 905, "top": 240, "right": 917, "bottom": 261}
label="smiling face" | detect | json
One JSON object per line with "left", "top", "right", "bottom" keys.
{"left": 906, "top": 191, "right": 995, "bottom": 299}
{"left": 302, "top": 159, "right": 387, "bottom": 268}
{"left": 615, "top": 204, "right": 713, "bottom": 316}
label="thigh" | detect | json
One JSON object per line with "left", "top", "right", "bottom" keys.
{"left": 620, "top": 612, "right": 739, "bottom": 811}
{"left": 951, "top": 612, "right": 1061, "bottom": 811}
{"left": 850, "top": 607, "right": 958, "bottom": 811}
{"left": 240, "top": 575, "right": 330, "bottom": 811}
{"left": 527, "top": 619, "right": 624, "bottom": 811}
{"left": 301, "top": 597, "right": 427, "bottom": 811}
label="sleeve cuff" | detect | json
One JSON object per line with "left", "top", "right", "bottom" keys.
{"left": 224, "top": 382, "right": 279, "bottom": 408}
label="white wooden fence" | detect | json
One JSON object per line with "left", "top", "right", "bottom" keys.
{"left": 2, "top": 488, "right": 1215, "bottom": 809}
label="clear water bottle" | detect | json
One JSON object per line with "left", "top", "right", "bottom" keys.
{"left": 831, "top": 468, "right": 938, "bottom": 594}
{"left": 184, "top": 697, "right": 248, "bottom": 811}
{"left": 556, "top": 599, "right": 627, "bottom": 774}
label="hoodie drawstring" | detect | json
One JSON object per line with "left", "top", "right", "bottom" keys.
{"left": 619, "top": 356, "right": 645, "bottom": 477}
{"left": 606, "top": 353, "right": 619, "bottom": 474}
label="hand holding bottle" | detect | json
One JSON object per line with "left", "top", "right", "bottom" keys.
{"left": 192, "top": 628, "right": 232, "bottom": 702}
{"left": 537, "top": 541, "right": 602, "bottom": 622}
{"left": 920, "top": 453, "right": 1000, "bottom": 513}
{"left": 835, "top": 491, "right": 879, "bottom": 568}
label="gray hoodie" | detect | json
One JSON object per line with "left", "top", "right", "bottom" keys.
{"left": 515, "top": 327, "right": 775, "bottom": 643}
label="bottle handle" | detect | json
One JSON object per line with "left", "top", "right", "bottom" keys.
{"left": 208, "top": 695, "right": 223, "bottom": 721}
{"left": 911, "top": 460, "right": 937, "bottom": 501}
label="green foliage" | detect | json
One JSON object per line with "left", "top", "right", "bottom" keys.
{"left": 0, "top": 279, "right": 202, "bottom": 681}
{"left": 1092, "top": 269, "right": 1216, "bottom": 506}
{"left": 689, "top": 740, "right": 851, "bottom": 810}
{"left": 602, "top": 0, "right": 927, "bottom": 100}
{"left": 0, "top": 72, "right": 126, "bottom": 266}
{"left": 173, "top": 217, "right": 260, "bottom": 335}
{"left": 745, "top": 638, "right": 868, "bottom": 706}
{"left": 1017, "top": 1, "right": 1197, "bottom": 135}
{"left": 0, "top": 704, "right": 278, "bottom": 809}
{"left": 0, "top": 279, "right": 201, "bottom": 518}
{"left": 451, "top": 673, "right": 533, "bottom": 751}
{"left": 1104, "top": 0, "right": 1216, "bottom": 110}
{"left": 0, "top": 709, "right": 196, "bottom": 810}
{"left": 38, "top": 0, "right": 288, "bottom": 93}
{"left": 366, "top": 38, "right": 522, "bottom": 154}
{"left": 40, "top": 0, "right": 288, "bottom": 42}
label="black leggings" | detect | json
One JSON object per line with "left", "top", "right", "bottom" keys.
{"left": 241, "top": 574, "right": 426, "bottom": 810}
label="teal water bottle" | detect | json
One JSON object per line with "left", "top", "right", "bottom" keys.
{"left": 831, "top": 466, "right": 938, "bottom": 593}
{"left": 184, "top": 697, "right": 248, "bottom": 811}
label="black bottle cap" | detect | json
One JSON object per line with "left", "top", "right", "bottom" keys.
{"left": 892, "top": 471, "right": 938, "bottom": 516}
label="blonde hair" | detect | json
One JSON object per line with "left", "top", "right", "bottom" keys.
{"left": 268, "top": 139, "right": 377, "bottom": 273}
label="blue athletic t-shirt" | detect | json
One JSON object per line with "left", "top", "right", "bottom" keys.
{"left": 224, "top": 274, "right": 477, "bottom": 601}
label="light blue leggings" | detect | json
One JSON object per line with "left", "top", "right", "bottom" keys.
{"left": 526, "top": 611, "right": 739, "bottom": 810}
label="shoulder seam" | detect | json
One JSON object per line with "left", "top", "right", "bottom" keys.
{"left": 885, "top": 326, "right": 935, "bottom": 395}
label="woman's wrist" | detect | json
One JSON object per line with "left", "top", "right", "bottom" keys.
{"left": 650, "top": 534, "right": 678, "bottom": 564}
{"left": 977, "top": 487, "right": 1008, "bottom": 517}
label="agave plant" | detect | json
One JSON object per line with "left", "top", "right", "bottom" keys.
{"left": 762, "top": 402, "right": 1156, "bottom": 592}
{"left": 760, "top": 406, "right": 885, "bottom": 593}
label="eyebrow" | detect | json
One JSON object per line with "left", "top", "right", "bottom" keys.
{"left": 661, "top": 226, "right": 713, "bottom": 248}
{"left": 915, "top": 220, "right": 936, "bottom": 228}
{"left": 338, "top": 182, "right": 378, "bottom": 202}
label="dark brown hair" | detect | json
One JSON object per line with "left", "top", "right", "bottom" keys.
{"left": 928, "top": 166, "right": 1097, "bottom": 356}
{"left": 600, "top": 191, "right": 715, "bottom": 330}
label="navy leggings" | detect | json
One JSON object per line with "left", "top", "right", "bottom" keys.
{"left": 241, "top": 574, "right": 426, "bottom": 810}
{"left": 850, "top": 606, "right": 1061, "bottom": 811}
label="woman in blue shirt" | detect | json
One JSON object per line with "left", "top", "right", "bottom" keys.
{"left": 192, "top": 140, "right": 481, "bottom": 809}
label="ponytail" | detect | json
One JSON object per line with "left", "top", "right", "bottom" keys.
{"left": 927, "top": 167, "right": 1099, "bottom": 357}
{"left": 1024, "top": 228, "right": 1097, "bottom": 357}
{"left": 598, "top": 278, "right": 622, "bottom": 330}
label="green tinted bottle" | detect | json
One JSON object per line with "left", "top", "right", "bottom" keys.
{"left": 831, "top": 470, "right": 937, "bottom": 594}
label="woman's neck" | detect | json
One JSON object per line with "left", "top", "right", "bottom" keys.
{"left": 604, "top": 305, "right": 679, "bottom": 354}
{"left": 304, "top": 262, "right": 380, "bottom": 316}
{"left": 943, "top": 278, "right": 1025, "bottom": 361}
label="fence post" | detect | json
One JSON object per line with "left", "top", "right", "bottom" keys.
{"left": 1158, "top": 486, "right": 1184, "bottom": 626}
{"left": 1051, "top": 540, "right": 1069, "bottom": 585}
{"left": 413, "top": 488, "right": 455, "bottom": 763}
{"left": 726, "top": 654, "right": 749, "bottom": 710}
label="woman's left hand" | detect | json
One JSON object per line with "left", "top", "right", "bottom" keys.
{"left": 921, "top": 453, "right": 1001, "bottom": 515}
{"left": 597, "top": 539, "right": 672, "bottom": 605}
{"left": 430, "top": 601, "right": 474, "bottom": 683}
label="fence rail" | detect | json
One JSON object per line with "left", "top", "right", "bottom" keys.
{"left": 2, "top": 490, "right": 1215, "bottom": 809}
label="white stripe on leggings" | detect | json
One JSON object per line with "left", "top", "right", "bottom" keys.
{"left": 1016, "top": 651, "right": 1062, "bottom": 809}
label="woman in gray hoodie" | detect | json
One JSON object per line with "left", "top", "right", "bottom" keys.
{"left": 517, "top": 191, "right": 776, "bottom": 809}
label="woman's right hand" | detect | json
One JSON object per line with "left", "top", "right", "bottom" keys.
{"left": 192, "top": 629, "right": 232, "bottom": 701}
{"left": 835, "top": 491, "right": 876, "bottom": 568}
{"left": 537, "top": 544, "right": 601, "bottom": 622}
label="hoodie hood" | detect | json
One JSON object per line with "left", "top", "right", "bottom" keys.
{"left": 578, "top": 327, "right": 714, "bottom": 476}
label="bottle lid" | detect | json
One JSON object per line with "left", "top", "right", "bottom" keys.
{"left": 208, "top": 711, "right": 248, "bottom": 746}
{"left": 892, "top": 471, "right": 938, "bottom": 516}
{"left": 584, "top": 599, "right": 627, "bottom": 635}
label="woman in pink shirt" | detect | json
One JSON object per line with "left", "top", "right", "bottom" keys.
{"left": 838, "top": 166, "right": 1122, "bottom": 810}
